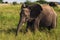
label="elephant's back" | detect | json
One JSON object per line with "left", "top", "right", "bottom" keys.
{"left": 41, "top": 4, "right": 57, "bottom": 16}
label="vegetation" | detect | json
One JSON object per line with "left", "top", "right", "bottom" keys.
{"left": 36, "top": 0, "right": 48, "bottom": 4}
{"left": 13, "top": 2, "right": 17, "bottom": 5}
{"left": 24, "top": 0, "right": 47, "bottom": 5}
{"left": 24, "top": 0, "right": 32, "bottom": 5}
{"left": 0, "top": 4, "right": 60, "bottom": 40}
{"left": 49, "top": 2, "right": 58, "bottom": 7}
{"left": 5, "top": 2, "right": 8, "bottom": 4}
{"left": 0, "top": 0, "right": 2, "bottom": 3}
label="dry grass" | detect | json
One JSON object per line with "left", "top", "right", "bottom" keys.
{"left": 0, "top": 4, "right": 60, "bottom": 40}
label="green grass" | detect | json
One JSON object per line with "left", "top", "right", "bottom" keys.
{"left": 0, "top": 4, "right": 60, "bottom": 40}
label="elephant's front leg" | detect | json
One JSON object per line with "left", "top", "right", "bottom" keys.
{"left": 26, "top": 20, "right": 34, "bottom": 32}
{"left": 34, "top": 14, "right": 43, "bottom": 31}
{"left": 26, "top": 22, "right": 31, "bottom": 32}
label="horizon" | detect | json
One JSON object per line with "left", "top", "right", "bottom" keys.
{"left": 3, "top": 0, "right": 60, "bottom": 3}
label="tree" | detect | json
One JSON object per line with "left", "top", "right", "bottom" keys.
{"left": 13, "top": 2, "right": 17, "bottom": 5}
{"left": 4, "top": 1, "right": 8, "bottom": 4}
{"left": 36, "top": 0, "right": 47, "bottom": 4}
{"left": 25, "top": 0, "right": 32, "bottom": 5}
{"left": 49, "top": 2, "right": 58, "bottom": 7}
{"left": 0, "top": 0, "right": 2, "bottom": 3}
{"left": 38, "top": 0, "right": 45, "bottom": 1}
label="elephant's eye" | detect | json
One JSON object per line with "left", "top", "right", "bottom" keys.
{"left": 23, "top": 8, "right": 30, "bottom": 16}
{"left": 23, "top": 8, "right": 30, "bottom": 12}
{"left": 25, "top": 10, "right": 30, "bottom": 13}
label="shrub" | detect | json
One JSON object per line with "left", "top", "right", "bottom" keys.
{"left": 49, "top": 2, "right": 58, "bottom": 7}
{"left": 13, "top": 2, "right": 17, "bottom": 5}
{"left": 5, "top": 2, "right": 8, "bottom": 4}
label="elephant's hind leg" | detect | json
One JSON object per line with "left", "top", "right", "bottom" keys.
{"left": 51, "top": 15, "right": 57, "bottom": 29}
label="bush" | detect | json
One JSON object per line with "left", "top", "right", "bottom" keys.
{"left": 5, "top": 2, "right": 8, "bottom": 4}
{"left": 49, "top": 2, "right": 58, "bottom": 7}
{"left": 36, "top": 0, "right": 48, "bottom": 4}
{"left": 13, "top": 2, "right": 17, "bottom": 5}
{"left": 0, "top": 0, "right": 2, "bottom": 3}
{"left": 2, "top": 2, "right": 4, "bottom": 3}
{"left": 24, "top": 1, "right": 32, "bottom": 5}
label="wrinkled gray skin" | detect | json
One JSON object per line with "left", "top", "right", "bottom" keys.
{"left": 16, "top": 4, "right": 57, "bottom": 36}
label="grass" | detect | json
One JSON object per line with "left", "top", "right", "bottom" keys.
{"left": 0, "top": 4, "right": 60, "bottom": 40}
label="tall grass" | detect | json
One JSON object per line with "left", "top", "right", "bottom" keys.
{"left": 0, "top": 4, "right": 60, "bottom": 40}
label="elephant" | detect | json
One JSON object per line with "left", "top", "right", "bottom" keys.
{"left": 16, "top": 4, "right": 57, "bottom": 36}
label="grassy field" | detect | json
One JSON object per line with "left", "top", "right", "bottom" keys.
{"left": 0, "top": 4, "right": 60, "bottom": 40}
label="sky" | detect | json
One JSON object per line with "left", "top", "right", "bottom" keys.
{"left": 3, "top": 0, "right": 37, "bottom": 3}
{"left": 3, "top": 0, "right": 60, "bottom": 3}
{"left": 45, "top": 0, "right": 60, "bottom": 2}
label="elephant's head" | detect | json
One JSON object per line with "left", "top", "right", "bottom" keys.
{"left": 20, "top": 4, "right": 31, "bottom": 22}
{"left": 19, "top": 3, "right": 43, "bottom": 26}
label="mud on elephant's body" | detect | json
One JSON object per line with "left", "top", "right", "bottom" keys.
{"left": 16, "top": 4, "right": 57, "bottom": 35}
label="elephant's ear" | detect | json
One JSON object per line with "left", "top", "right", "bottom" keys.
{"left": 30, "top": 4, "right": 43, "bottom": 18}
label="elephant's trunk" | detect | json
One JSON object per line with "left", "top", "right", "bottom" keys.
{"left": 16, "top": 17, "right": 26, "bottom": 36}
